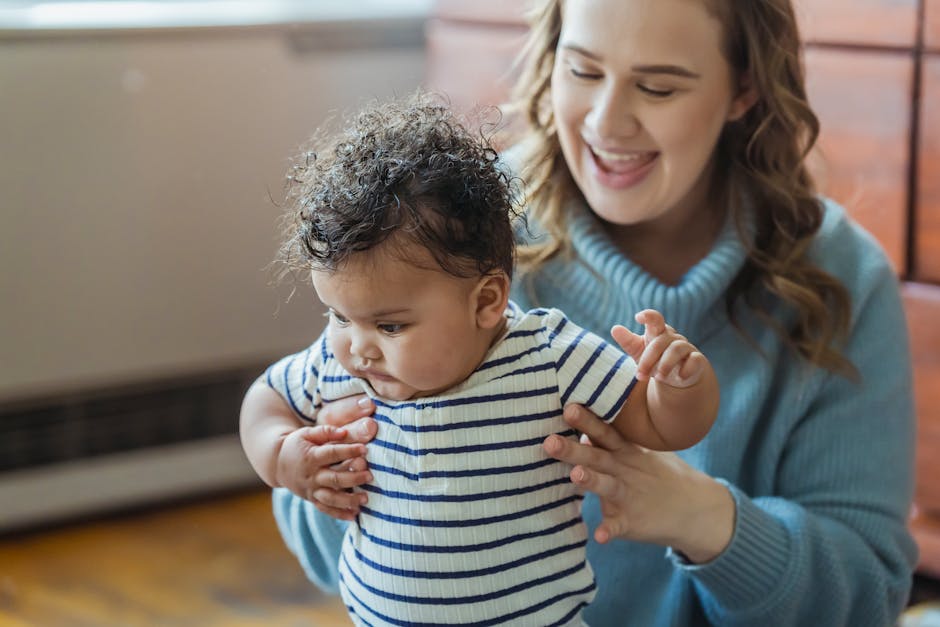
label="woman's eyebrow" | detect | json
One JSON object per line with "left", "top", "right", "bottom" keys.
{"left": 560, "top": 43, "right": 603, "bottom": 61}
{"left": 560, "top": 44, "right": 700, "bottom": 79}
{"left": 632, "top": 64, "right": 701, "bottom": 79}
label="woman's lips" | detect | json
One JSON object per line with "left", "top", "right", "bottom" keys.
{"left": 587, "top": 144, "right": 657, "bottom": 188}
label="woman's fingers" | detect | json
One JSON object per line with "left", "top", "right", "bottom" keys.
{"left": 543, "top": 406, "right": 629, "bottom": 476}
{"left": 318, "top": 394, "right": 375, "bottom": 427}
{"left": 570, "top": 461, "right": 626, "bottom": 504}
{"left": 307, "top": 442, "right": 368, "bottom": 468}
{"left": 342, "top": 416, "right": 378, "bottom": 443}
{"left": 563, "top": 404, "right": 628, "bottom": 454}
{"left": 314, "top": 463, "right": 372, "bottom": 490}
{"left": 297, "top": 424, "right": 350, "bottom": 446}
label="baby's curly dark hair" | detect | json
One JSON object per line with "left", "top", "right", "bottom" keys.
{"left": 279, "top": 92, "right": 520, "bottom": 281}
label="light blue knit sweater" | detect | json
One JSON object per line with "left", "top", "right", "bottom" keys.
{"left": 272, "top": 197, "right": 917, "bottom": 626}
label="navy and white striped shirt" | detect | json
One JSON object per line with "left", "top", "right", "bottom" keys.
{"left": 264, "top": 301, "right": 637, "bottom": 626}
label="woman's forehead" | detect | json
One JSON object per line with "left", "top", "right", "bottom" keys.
{"left": 557, "top": 0, "right": 727, "bottom": 69}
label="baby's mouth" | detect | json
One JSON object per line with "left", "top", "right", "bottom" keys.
{"left": 358, "top": 367, "right": 394, "bottom": 382}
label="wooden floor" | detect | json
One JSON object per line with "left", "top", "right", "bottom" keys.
{"left": 0, "top": 489, "right": 351, "bottom": 626}
{"left": 5, "top": 488, "right": 940, "bottom": 626}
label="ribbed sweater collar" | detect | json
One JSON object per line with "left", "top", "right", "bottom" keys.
{"left": 541, "top": 200, "right": 749, "bottom": 339}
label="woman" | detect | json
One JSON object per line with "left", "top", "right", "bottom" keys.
{"left": 271, "top": 0, "right": 918, "bottom": 624}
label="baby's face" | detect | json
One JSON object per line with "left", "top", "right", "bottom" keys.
{"left": 311, "top": 248, "right": 495, "bottom": 401}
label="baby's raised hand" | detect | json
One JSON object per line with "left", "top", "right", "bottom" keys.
{"left": 611, "top": 309, "right": 707, "bottom": 388}
{"left": 276, "top": 425, "right": 373, "bottom": 520}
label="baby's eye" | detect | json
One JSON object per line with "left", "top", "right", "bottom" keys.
{"left": 378, "top": 323, "right": 406, "bottom": 335}
{"left": 328, "top": 311, "right": 350, "bottom": 326}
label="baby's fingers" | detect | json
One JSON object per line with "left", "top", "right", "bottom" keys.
{"left": 653, "top": 341, "right": 694, "bottom": 379}
{"left": 611, "top": 324, "right": 646, "bottom": 361}
{"left": 677, "top": 352, "right": 708, "bottom": 386}
{"left": 311, "top": 488, "right": 366, "bottom": 521}
{"left": 634, "top": 333, "right": 677, "bottom": 381}
{"left": 635, "top": 309, "right": 666, "bottom": 338}
{"left": 657, "top": 349, "right": 706, "bottom": 388}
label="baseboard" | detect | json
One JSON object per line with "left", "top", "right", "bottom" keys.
{"left": 0, "top": 435, "right": 262, "bottom": 533}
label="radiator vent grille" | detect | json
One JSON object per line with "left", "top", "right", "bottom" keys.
{"left": 0, "top": 367, "right": 264, "bottom": 473}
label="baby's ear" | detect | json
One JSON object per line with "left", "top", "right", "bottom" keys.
{"left": 473, "top": 272, "right": 510, "bottom": 329}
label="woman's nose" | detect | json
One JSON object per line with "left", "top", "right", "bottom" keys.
{"left": 587, "top": 83, "right": 641, "bottom": 139}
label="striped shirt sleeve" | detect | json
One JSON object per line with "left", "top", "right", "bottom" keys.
{"left": 544, "top": 309, "right": 638, "bottom": 423}
{"left": 260, "top": 332, "right": 328, "bottom": 423}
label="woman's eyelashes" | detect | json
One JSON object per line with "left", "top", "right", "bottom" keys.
{"left": 567, "top": 66, "right": 676, "bottom": 98}
{"left": 569, "top": 66, "right": 602, "bottom": 80}
{"left": 637, "top": 83, "right": 675, "bottom": 98}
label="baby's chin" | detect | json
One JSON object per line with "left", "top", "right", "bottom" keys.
{"left": 366, "top": 378, "right": 420, "bottom": 402}
{"left": 368, "top": 377, "right": 452, "bottom": 401}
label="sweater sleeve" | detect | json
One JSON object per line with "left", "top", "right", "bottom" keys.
{"left": 671, "top": 254, "right": 918, "bottom": 625}
{"left": 272, "top": 487, "right": 347, "bottom": 594}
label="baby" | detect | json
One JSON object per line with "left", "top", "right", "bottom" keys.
{"left": 239, "top": 93, "right": 719, "bottom": 627}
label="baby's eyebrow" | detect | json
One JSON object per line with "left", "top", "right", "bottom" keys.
{"left": 371, "top": 308, "right": 411, "bottom": 318}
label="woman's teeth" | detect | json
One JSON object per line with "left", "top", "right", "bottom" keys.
{"left": 592, "top": 147, "right": 647, "bottom": 162}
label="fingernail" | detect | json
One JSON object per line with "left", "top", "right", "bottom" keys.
{"left": 357, "top": 397, "right": 373, "bottom": 409}
{"left": 544, "top": 435, "right": 559, "bottom": 453}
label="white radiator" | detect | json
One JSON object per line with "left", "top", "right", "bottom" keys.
{"left": 0, "top": 1, "right": 429, "bottom": 531}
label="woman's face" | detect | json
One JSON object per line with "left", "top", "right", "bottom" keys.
{"left": 551, "top": 0, "right": 754, "bottom": 233}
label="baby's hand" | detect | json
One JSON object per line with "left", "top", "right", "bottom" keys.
{"left": 611, "top": 309, "right": 707, "bottom": 388}
{"left": 276, "top": 425, "right": 373, "bottom": 521}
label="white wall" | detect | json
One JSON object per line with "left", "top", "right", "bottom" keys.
{"left": 0, "top": 17, "right": 427, "bottom": 401}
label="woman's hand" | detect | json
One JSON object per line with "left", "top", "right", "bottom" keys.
{"left": 318, "top": 394, "right": 378, "bottom": 443}
{"left": 287, "top": 394, "right": 378, "bottom": 520}
{"left": 543, "top": 404, "right": 736, "bottom": 564}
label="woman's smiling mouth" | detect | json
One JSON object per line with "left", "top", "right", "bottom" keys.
{"left": 587, "top": 144, "right": 658, "bottom": 187}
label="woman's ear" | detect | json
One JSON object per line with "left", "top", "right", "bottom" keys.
{"left": 727, "top": 72, "right": 759, "bottom": 121}
{"left": 473, "top": 272, "right": 511, "bottom": 329}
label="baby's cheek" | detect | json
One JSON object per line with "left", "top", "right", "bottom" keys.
{"left": 329, "top": 335, "right": 355, "bottom": 372}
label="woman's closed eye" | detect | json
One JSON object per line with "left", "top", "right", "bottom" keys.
{"left": 637, "top": 83, "right": 675, "bottom": 98}
{"left": 569, "top": 66, "right": 602, "bottom": 80}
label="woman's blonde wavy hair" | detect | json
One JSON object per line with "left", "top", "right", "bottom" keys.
{"left": 509, "top": 0, "right": 855, "bottom": 377}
